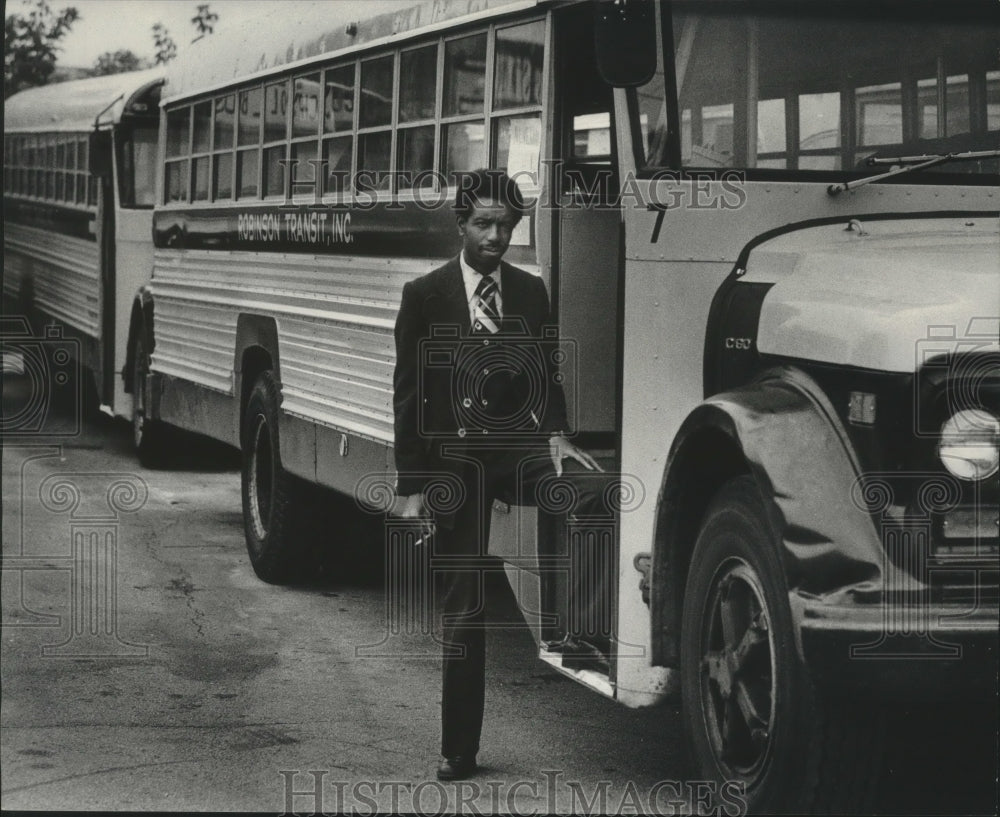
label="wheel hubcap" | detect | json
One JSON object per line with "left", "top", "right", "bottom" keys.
{"left": 248, "top": 415, "right": 273, "bottom": 541}
{"left": 700, "top": 558, "right": 776, "bottom": 780}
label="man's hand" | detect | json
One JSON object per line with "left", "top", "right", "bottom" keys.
{"left": 548, "top": 434, "right": 604, "bottom": 477}
{"left": 393, "top": 493, "right": 425, "bottom": 518}
{"left": 388, "top": 493, "right": 435, "bottom": 543}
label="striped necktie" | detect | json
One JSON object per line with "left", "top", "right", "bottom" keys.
{"left": 472, "top": 274, "right": 500, "bottom": 334}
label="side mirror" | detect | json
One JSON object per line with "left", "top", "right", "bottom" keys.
{"left": 88, "top": 129, "right": 113, "bottom": 177}
{"left": 594, "top": 0, "right": 657, "bottom": 87}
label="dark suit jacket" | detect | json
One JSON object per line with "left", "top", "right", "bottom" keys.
{"left": 393, "top": 255, "right": 569, "bottom": 498}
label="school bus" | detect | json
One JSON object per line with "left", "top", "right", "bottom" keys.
{"left": 135, "top": 0, "right": 997, "bottom": 810}
{"left": 4, "top": 69, "right": 164, "bottom": 421}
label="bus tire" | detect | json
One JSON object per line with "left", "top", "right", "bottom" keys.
{"left": 131, "top": 333, "right": 168, "bottom": 467}
{"left": 240, "top": 370, "right": 305, "bottom": 584}
{"left": 680, "top": 475, "right": 884, "bottom": 814}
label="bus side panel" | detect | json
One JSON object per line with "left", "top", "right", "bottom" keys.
{"left": 315, "top": 423, "right": 393, "bottom": 499}
{"left": 5, "top": 223, "right": 100, "bottom": 339}
{"left": 4, "top": 221, "right": 101, "bottom": 372}
{"left": 156, "top": 375, "right": 238, "bottom": 447}
{"left": 150, "top": 248, "right": 432, "bottom": 475}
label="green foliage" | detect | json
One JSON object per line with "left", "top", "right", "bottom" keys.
{"left": 4, "top": 0, "right": 80, "bottom": 99}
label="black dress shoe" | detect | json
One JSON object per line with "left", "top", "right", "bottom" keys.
{"left": 436, "top": 755, "right": 477, "bottom": 781}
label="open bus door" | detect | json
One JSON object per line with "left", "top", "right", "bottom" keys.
{"left": 88, "top": 81, "right": 160, "bottom": 415}
{"left": 89, "top": 128, "right": 116, "bottom": 408}
{"left": 489, "top": 2, "right": 625, "bottom": 691}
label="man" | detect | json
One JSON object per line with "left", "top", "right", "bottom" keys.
{"left": 391, "top": 169, "right": 614, "bottom": 781}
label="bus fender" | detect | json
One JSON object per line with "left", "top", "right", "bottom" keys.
{"left": 123, "top": 287, "right": 155, "bottom": 393}
{"left": 651, "top": 366, "right": 886, "bottom": 666}
{"left": 234, "top": 314, "right": 281, "bottom": 436}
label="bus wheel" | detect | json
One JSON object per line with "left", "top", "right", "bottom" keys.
{"left": 680, "top": 475, "right": 884, "bottom": 814}
{"left": 131, "top": 333, "right": 167, "bottom": 466}
{"left": 241, "top": 370, "right": 305, "bottom": 583}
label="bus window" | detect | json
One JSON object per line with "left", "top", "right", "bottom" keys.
{"left": 359, "top": 55, "right": 393, "bottom": 128}
{"left": 441, "top": 32, "right": 487, "bottom": 184}
{"left": 493, "top": 20, "right": 545, "bottom": 191}
{"left": 756, "top": 97, "right": 786, "bottom": 168}
{"left": 494, "top": 114, "right": 540, "bottom": 192}
{"left": 214, "top": 152, "right": 233, "bottom": 200}
{"left": 443, "top": 33, "right": 486, "bottom": 117}
{"left": 166, "top": 108, "right": 189, "bottom": 158}
{"left": 798, "top": 92, "right": 840, "bottom": 169}
{"left": 165, "top": 160, "right": 188, "bottom": 203}
{"left": 236, "top": 149, "right": 258, "bottom": 199}
{"left": 358, "top": 55, "right": 394, "bottom": 191}
{"left": 213, "top": 94, "right": 236, "bottom": 200}
{"left": 323, "top": 64, "right": 355, "bottom": 197}
{"left": 165, "top": 108, "right": 190, "bottom": 203}
{"left": 493, "top": 20, "right": 544, "bottom": 110}
{"left": 399, "top": 45, "right": 436, "bottom": 123}
{"left": 238, "top": 86, "right": 262, "bottom": 145}
{"left": 192, "top": 102, "right": 211, "bottom": 153}
{"left": 324, "top": 65, "right": 355, "bottom": 134}
{"left": 117, "top": 125, "right": 158, "bottom": 207}
{"left": 988, "top": 70, "right": 1000, "bottom": 129}
{"left": 292, "top": 74, "right": 321, "bottom": 138}
{"left": 358, "top": 130, "right": 391, "bottom": 191}
{"left": 644, "top": 3, "right": 1000, "bottom": 175}
{"left": 398, "top": 44, "right": 437, "bottom": 190}
{"left": 236, "top": 86, "right": 262, "bottom": 200}
{"left": 442, "top": 122, "right": 485, "bottom": 185}
{"left": 262, "top": 81, "right": 288, "bottom": 198}
{"left": 397, "top": 126, "right": 434, "bottom": 190}
{"left": 561, "top": 4, "right": 614, "bottom": 170}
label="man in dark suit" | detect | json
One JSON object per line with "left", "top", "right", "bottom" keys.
{"left": 391, "top": 169, "right": 614, "bottom": 781}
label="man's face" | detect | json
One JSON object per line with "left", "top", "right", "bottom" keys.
{"left": 458, "top": 197, "right": 520, "bottom": 272}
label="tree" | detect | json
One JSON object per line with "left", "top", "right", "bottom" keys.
{"left": 4, "top": 0, "right": 80, "bottom": 99}
{"left": 90, "top": 49, "right": 148, "bottom": 76}
{"left": 152, "top": 23, "right": 177, "bottom": 65}
{"left": 190, "top": 4, "right": 217, "bottom": 43}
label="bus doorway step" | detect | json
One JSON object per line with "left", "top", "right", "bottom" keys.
{"left": 538, "top": 647, "right": 614, "bottom": 696}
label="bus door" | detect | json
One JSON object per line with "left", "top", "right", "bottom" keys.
{"left": 540, "top": 2, "right": 623, "bottom": 669}
{"left": 109, "top": 116, "right": 158, "bottom": 415}
{"left": 89, "top": 127, "right": 117, "bottom": 408}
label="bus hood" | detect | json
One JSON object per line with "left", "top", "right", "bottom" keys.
{"left": 749, "top": 217, "right": 1000, "bottom": 373}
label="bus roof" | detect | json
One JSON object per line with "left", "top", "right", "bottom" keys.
{"left": 4, "top": 67, "right": 165, "bottom": 134}
{"left": 162, "top": 0, "right": 545, "bottom": 104}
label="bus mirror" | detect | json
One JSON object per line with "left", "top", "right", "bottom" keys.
{"left": 88, "top": 130, "right": 113, "bottom": 177}
{"left": 594, "top": 0, "right": 657, "bottom": 87}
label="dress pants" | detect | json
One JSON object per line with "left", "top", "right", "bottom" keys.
{"left": 435, "top": 443, "right": 617, "bottom": 759}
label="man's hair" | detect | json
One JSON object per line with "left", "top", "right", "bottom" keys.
{"left": 453, "top": 168, "right": 526, "bottom": 220}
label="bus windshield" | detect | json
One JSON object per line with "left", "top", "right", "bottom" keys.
{"left": 636, "top": 1, "right": 1000, "bottom": 177}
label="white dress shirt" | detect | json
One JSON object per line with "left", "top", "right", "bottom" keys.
{"left": 460, "top": 251, "right": 503, "bottom": 328}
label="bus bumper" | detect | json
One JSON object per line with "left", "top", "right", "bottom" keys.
{"left": 795, "top": 594, "right": 999, "bottom": 700}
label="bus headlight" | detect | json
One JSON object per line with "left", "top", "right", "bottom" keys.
{"left": 937, "top": 409, "right": 1000, "bottom": 480}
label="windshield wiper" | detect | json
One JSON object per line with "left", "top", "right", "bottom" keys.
{"left": 827, "top": 149, "right": 1000, "bottom": 196}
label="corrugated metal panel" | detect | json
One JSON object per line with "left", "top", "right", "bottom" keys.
{"left": 4, "top": 223, "right": 99, "bottom": 337}
{"left": 2, "top": 251, "right": 26, "bottom": 297}
{"left": 150, "top": 250, "right": 434, "bottom": 442}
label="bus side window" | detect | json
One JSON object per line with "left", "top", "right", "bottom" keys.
{"left": 492, "top": 20, "right": 545, "bottom": 196}
{"left": 559, "top": 4, "right": 617, "bottom": 198}
{"left": 441, "top": 32, "right": 487, "bottom": 185}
